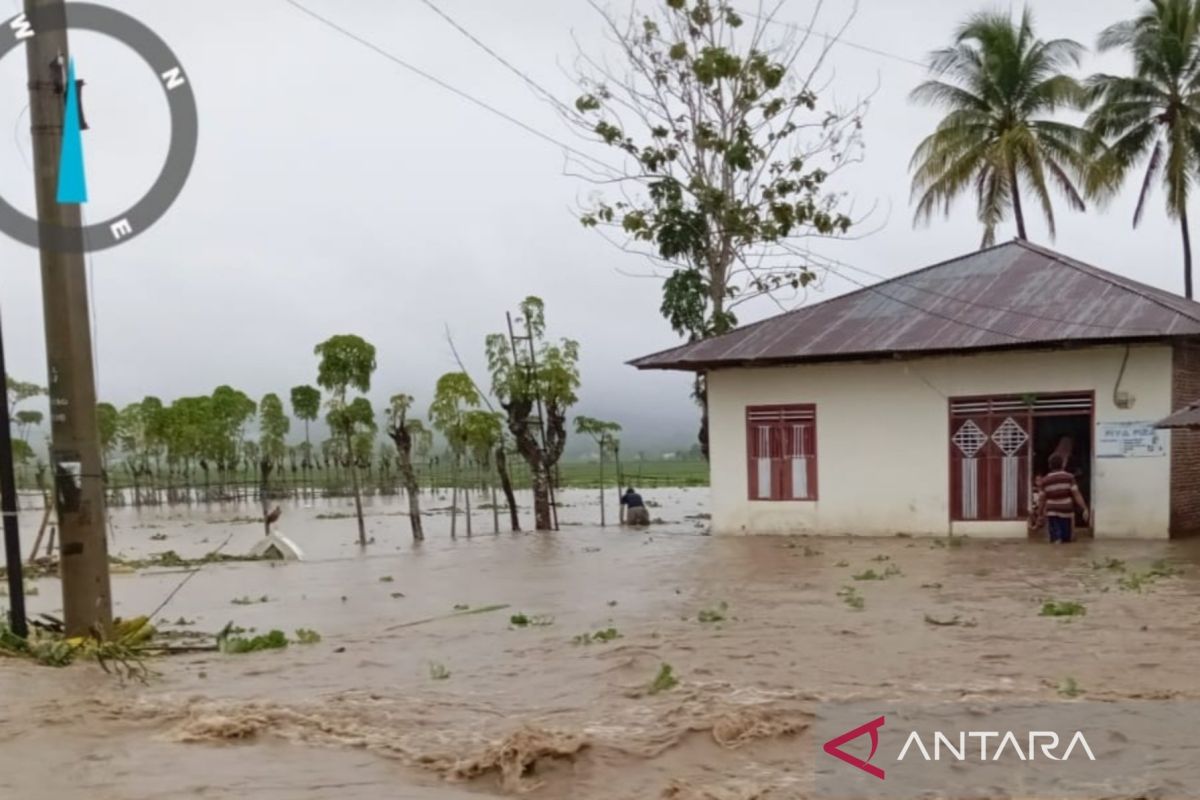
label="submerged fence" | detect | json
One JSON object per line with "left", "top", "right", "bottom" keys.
{"left": 12, "top": 458, "right": 709, "bottom": 509}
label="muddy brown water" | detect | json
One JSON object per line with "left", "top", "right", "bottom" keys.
{"left": 2, "top": 489, "right": 1199, "bottom": 799}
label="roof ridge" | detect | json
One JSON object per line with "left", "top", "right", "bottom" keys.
{"left": 1013, "top": 239, "right": 1200, "bottom": 327}
{"left": 630, "top": 240, "right": 1023, "bottom": 363}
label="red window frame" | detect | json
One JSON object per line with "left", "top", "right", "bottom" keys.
{"left": 746, "top": 404, "right": 818, "bottom": 501}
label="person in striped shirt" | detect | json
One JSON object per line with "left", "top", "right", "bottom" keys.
{"left": 1039, "top": 454, "right": 1090, "bottom": 543}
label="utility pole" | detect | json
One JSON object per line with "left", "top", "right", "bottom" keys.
{"left": 0, "top": 312, "right": 29, "bottom": 638}
{"left": 23, "top": 0, "right": 112, "bottom": 636}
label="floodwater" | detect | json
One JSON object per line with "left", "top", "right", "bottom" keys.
{"left": 2, "top": 488, "right": 1200, "bottom": 799}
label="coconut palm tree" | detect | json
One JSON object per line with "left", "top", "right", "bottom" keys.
{"left": 1086, "top": 0, "right": 1200, "bottom": 299}
{"left": 911, "top": 8, "right": 1094, "bottom": 247}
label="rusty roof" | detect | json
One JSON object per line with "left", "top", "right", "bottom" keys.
{"left": 1157, "top": 401, "right": 1200, "bottom": 429}
{"left": 632, "top": 240, "right": 1200, "bottom": 371}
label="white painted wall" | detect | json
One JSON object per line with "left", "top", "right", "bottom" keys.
{"left": 707, "top": 345, "right": 1174, "bottom": 538}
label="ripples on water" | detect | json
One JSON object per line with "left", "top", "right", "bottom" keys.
{"left": 2, "top": 488, "right": 1198, "bottom": 798}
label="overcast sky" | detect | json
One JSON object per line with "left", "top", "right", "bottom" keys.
{"left": 0, "top": 0, "right": 1183, "bottom": 454}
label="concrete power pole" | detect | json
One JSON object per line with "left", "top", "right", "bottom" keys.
{"left": 23, "top": 0, "right": 112, "bottom": 636}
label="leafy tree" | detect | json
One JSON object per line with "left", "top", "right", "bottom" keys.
{"left": 486, "top": 297, "right": 580, "bottom": 531}
{"left": 1086, "top": 0, "right": 1200, "bottom": 298}
{"left": 96, "top": 402, "right": 118, "bottom": 469}
{"left": 386, "top": 393, "right": 432, "bottom": 541}
{"left": 315, "top": 334, "right": 377, "bottom": 545}
{"left": 258, "top": 393, "right": 290, "bottom": 532}
{"left": 12, "top": 438, "right": 34, "bottom": 466}
{"left": 5, "top": 375, "right": 43, "bottom": 415}
{"left": 575, "top": 416, "right": 622, "bottom": 526}
{"left": 13, "top": 409, "right": 42, "bottom": 442}
{"left": 429, "top": 372, "right": 481, "bottom": 538}
{"left": 463, "top": 409, "right": 505, "bottom": 535}
{"left": 290, "top": 384, "right": 321, "bottom": 493}
{"left": 568, "top": 0, "right": 862, "bottom": 455}
{"left": 210, "top": 386, "right": 256, "bottom": 491}
{"left": 910, "top": 8, "right": 1094, "bottom": 246}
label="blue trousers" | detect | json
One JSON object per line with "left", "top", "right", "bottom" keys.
{"left": 1047, "top": 516, "right": 1072, "bottom": 543}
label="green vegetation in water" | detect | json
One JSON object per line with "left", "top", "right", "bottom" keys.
{"left": 1058, "top": 676, "right": 1083, "bottom": 698}
{"left": 149, "top": 532, "right": 167, "bottom": 541}
{"left": 647, "top": 663, "right": 678, "bottom": 695}
{"left": 315, "top": 512, "right": 356, "bottom": 520}
{"left": 1040, "top": 600, "right": 1086, "bottom": 617}
{"left": 1091, "top": 557, "right": 1126, "bottom": 572}
{"left": 453, "top": 604, "right": 470, "bottom": 611}
{"left": 852, "top": 564, "right": 902, "bottom": 581}
{"left": 869, "top": 554, "right": 891, "bottom": 562}
{"left": 838, "top": 586, "right": 865, "bottom": 610}
{"left": 1117, "top": 559, "right": 1180, "bottom": 593}
{"left": 379, "top": 575, "right": 394, "bottom": 583}
{"left": 0, "top": 617, "right": 155, "bottom": 681}
{"left": 294, "top": 628, "right": 321, "bottom": 644}
{"left": 231, "top": 595, "right": 270, "bottom": 606}
{"left": 923, "top": 614, "right": 975, "bottom": 627}
{"left": 218, "top": 626, "right": 288, "bottom": 654}
{"left": 920, "top": 582, "right": 943, "bottom": 590}
{"left": 697, "top": 601, "right": 728, "bottom": 623}
{"left": 429, "top": 662, "right": 451, "bottom": 680}
{"left": 509, "top": 613, "right": 554, "bottom": 628}
{"left": 834, "top": 560, "right": 850, "bottom": 567}
{"left": 573, "top": 627, "right": 622, "bottom": 645}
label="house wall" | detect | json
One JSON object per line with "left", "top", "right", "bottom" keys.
{"left": 1170, "top": 340, "right": 1200, "bottom": 537}
{"left": 707, "top": 344, "right": 1174, "bottom": 538}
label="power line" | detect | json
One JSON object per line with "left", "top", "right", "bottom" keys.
{"left": 280, "top": 0, "right": 618, "bottom": 175}
{"left": 735, "top": 6, "right": 928, "bottom": 69}
{"left": 418, "top": 0, "right": 571, "bottom": 115}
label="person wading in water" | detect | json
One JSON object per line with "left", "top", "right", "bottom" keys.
{"left": 1041, "top": 454, "right": 1089, "bottom": 543}
{"left": 620, "top": 487, "right": 650, "bottom": 527}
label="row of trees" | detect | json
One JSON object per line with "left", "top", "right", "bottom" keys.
{"left": 8, "top": 297, "right": 616, "bottom": 542}
{"left": 911, "top": 1, "right": 1200, "bottom": 297}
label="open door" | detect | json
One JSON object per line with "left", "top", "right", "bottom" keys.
{"left": 1031, "top": 415, "right": 1093, "bottom": 539}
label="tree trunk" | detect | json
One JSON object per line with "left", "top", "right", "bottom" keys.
{"left": 696, "top": 373, "right": 710, "bottom": 461}
{"left": 388, "top": 427, "right": 424, "bottom": 541}
{"left": 491, "top": 484, "right": 500, "bottom": 533}
{"left": 495, "top": 444, "right": 520, "bottom": 532}
{"left": 259, "top": 458, "right": 272, "bottom": 537}
{"left": 598, "top": 444, "right": 606, "bottom": 527}
{"left": 531, "top": 466, "right": 552, "bottom": 531}
{"left": 1182, "top": 205, "right": 1193, "bottom": 300}
{"left": 465, "top": 485, "right": 472, "bottom": 537}
{"left": 1010, "top": 162, "right": 1027, "bottom": 241}
{"left": 346, "top": 431, "right": 366, "bottom": 547}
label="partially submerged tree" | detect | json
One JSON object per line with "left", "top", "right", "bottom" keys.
{"left": 96, "top": 402, "right": 118, "bottom": 471}
{"left": 574, "top": 416, "right": 622, "bottom": 526}
{"left": 290, "top": 384, "right": 322, "bottom": 492}
{"left": 486, "top": 297, "right": 580, "bottom": 531}
{"left": 315, "top": 334, "right": 378, "bottom": 546}
{"left": 387, "top": 393, "right": 432, "bottom": 541}
{"left": 568, "top": 0, "right": 863, "bottom": 455}
{"left": 429, "top": 372, "right": 481, "bottom": 538}
{"left": 463, "top": 409, "right": 505, "bottom": 535}
{"left": 210, "top": 386, "right": 256, "bottom": 492}
{"left": 258, "top": 392, "right": 290, "bottom": 534}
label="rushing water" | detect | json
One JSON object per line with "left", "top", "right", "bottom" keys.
{"left": 2, "top": 489, "right": 1199, "bottom": 799}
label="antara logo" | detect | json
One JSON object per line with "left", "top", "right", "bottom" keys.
{"left": 823, "top": 717, "right": 1096, "bottom": 780}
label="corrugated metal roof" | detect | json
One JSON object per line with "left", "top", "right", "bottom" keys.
{"left": 1157, "top": 401, "right": 1200, "bottom": 429}
{"left": 632, "top": 240, "right": 1200, "bottom": 371}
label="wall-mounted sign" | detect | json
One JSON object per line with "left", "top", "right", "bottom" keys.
{"left": 1096, "top": 421, "right": 1165, "bottom": 459}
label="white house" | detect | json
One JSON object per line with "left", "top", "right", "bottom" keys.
{"left": 633, "top": 241, "right": 1200, "bottom": 539}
